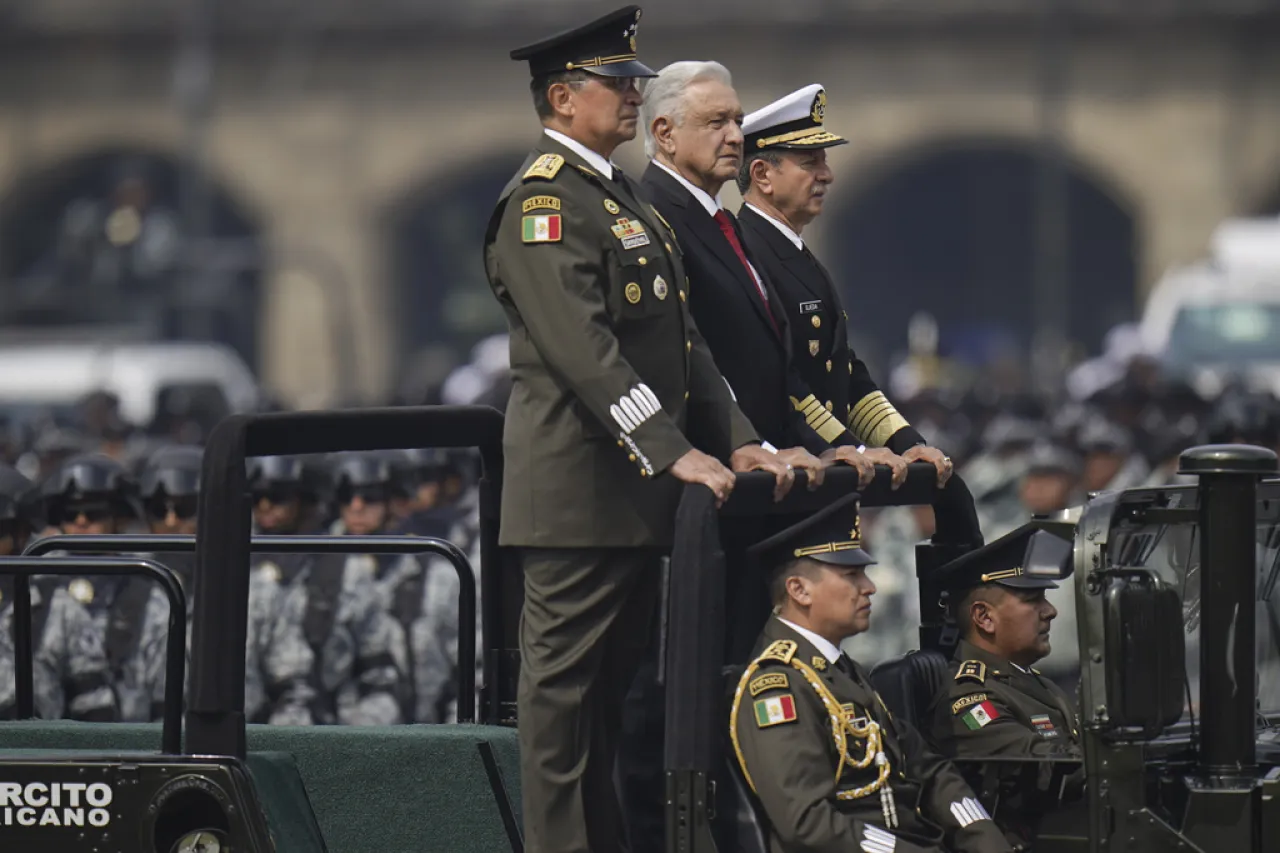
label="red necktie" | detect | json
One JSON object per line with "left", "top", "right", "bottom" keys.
{"left": 714, "top": 209, "right": 779, "bottom": 334}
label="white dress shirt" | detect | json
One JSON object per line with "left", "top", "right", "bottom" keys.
{"left": 651, "top": 160, "right": 768, "bottom": 299}
{"left": 744, "top": 203, "right": 805, "bottom": 251}
{"left": 777, "top": 616, "right": 842, "bottom": 664}
{"left": 544, "top": 129, "right": 613, "bottom": 180}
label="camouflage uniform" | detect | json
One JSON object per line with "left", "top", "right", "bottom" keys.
{"left": 0, "top": 583, "right": 116, "bottom": 721}
{"left": 130, "top": 555, "right": 312, "bottom": 723}
{"left": 256, "top": 556, "right": 402, "bottom": 726}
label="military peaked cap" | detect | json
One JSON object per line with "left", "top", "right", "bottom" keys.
{"left": 748, "top": 492, "right": 874, "bottom": 569}
{"left": 934, "top": 522, "right": 1072, "bottom": 593}
{"left": 743, "top": 83, "right": 848, "bottom": 152}
{"left": 510, "top": 5, "right": 656, "bottom": 79}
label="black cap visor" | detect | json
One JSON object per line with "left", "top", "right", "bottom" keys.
{"left": 808, "top": 547, "right": 876, "bottom": 568}
{"left": 585, "top": 59, "right": 657, "bottom": 78}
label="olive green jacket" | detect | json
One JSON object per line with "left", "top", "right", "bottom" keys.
{"left": 927, "top": 639, "right": 1081, "bottom": 760}
{"left": 731, "top": 618, "right": 1012, "bottom": 853}
{"left": 484, "top": 133, "right": 757, "bottom": 547}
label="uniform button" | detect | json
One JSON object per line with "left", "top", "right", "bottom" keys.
{"left": 684, "top": 391, "right": 690, "bottom": 401}
{"left": 629, "top": 454, "right": 637, "bottom": 462}
{"left": 679, "top": 290, "right": 686, "bottom": 302}
{"left": 811, "top": 315, "right": 821, "bottom": 328}
{"left": 825, "top": 401, "right": 833, "bottom": 412}
{"left": 617, "top": 440, "right": 625, "bottom": 448}
{"left": 640, "top": 469, "right": 650, "bottom": 478}
{"left": 686, "top": 340, "right": 692, "bottom": 352}
{"left": 825, "top": 360, "right": 832, "bottom": 372}
{"left": 638, "top": 257, "right": 648, "bottom": 266}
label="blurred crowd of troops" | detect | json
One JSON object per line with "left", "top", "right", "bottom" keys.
{"left": 0, "top": 390, "right": 481, "bottom": 726}
{"left": 4, "top": 337, "right": 1280, "bottom": 724}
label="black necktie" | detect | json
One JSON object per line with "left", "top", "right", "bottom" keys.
{"left": 836, "top": 654, "right": 858, "bottom": 680}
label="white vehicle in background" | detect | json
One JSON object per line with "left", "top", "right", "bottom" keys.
{"left": 0, "top": 340, "right": 260, "bottom": 427}
{"left": 1140, "top": 216, "right": 1280, "bottom": 398}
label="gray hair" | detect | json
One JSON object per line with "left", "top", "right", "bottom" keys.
{"left": 736, "top": 150, "right": 784, "bottom": 195}
{"left": 641, "top": 61, "right": 734, "bottom": 159}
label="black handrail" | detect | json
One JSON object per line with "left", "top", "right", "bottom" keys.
{"left": 24, "top": 533, "right": 477, "bottom": 725}
{"left": 192, "top": 405, "right": 504, "bottom": 759}
{"left": 1, "top": 556, "right": 186, "bottom": 754}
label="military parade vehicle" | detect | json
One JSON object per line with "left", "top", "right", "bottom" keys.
{"left": 0, "top": 404, "right": 1276, "bottom": 851}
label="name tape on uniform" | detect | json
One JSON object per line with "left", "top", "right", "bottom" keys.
{"left": 610, "top": 218, "right": 650, "bottom": 250}
{"left": 748, "top": 672, "right": 789, "bottom": 696}
{"left": 522, "top": 195, "right": 562, "bottom": 213}
{"left": 799, "top": 300, "right": 822, "bottom": 314}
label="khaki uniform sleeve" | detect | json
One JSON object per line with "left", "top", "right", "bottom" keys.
{"left": 490, "top": 184, "right": 694, "bottom": 475}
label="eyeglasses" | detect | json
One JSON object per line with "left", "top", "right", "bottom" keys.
{"left": 146, "top": 496, "right": 199, "bottom": 521}
{"left": 571, "top": 76, "right": 637, "bottom": 93}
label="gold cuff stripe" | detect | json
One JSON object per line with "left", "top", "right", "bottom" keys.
{"left": 793, "top": 540, "right": 864, "bottom": 558}
{"left": 866, "top": 410, "right": 911, "bottom": 448}
{"left": 849, "top": 398, "right": 894, "bottom": 438}
{"left": 805, "top": 410, "right": 846, "bottom": 443}
{"left": 566, "top": 53, "right": 637, "bottom": 70}
{"left": 849, "top": 392, "right": 891, "bottom": 428}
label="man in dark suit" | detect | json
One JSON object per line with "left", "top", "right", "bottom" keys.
{"left": 488, "top": 11, "right": 794, "bottom": 852}
{"left": 731, "top": 493, "right": 1012, "bottom": 853}
{"left": 639, "top": 62, "right": 906, "bottom": 486}
{"left": 737, "top": 84, "right": 953, "bottom": 486}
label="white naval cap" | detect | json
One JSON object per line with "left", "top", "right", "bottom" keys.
{"left": 742, "top": 84, "right": 848, "bottom": 152}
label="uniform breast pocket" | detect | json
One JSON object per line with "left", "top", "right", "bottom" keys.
{"left": 619, "top": 258, "right": 674, "bottom": 320}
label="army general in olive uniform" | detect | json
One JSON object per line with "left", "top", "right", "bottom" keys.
{"left": 731, "top": 494, "right": 1011, "bottom": 853}
{"left": 486, "top": 8, "right": 791, "bottom": 852}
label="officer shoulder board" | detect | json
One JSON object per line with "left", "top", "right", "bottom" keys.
{"left": 522, "top": 153, "right": 565, "bottom": 182}
{"left": 955, "top": 660, "right": 987, "bottom": 685}
{"left": 758, "top": 639, "right": 797, "bottom": 665}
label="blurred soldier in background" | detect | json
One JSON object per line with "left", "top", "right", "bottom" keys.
{"left": 1076, "top": 415, "right": 1148, "bottom": 493}
{"left": 0, "top": 463, "right": 116, "bottom": 721}
{"left": 38, "top": 453, "right": 156, "bottom": 719}
{"left": 248, "top": 452, "right": 402, "bottom": 726}
{"left": 133, "top": 446, "right": 310, "bottom": 723}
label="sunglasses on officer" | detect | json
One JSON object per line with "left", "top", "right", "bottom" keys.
{"left": 145, "top": 496, "right": 199, "bottom": 522}
{"left": 55, "top": 501, "right": 116, "bottom": 526}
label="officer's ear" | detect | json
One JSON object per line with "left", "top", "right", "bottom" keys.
{"left": 546, "top": 80, "right": 579, "bottom": 120}
{"left": 748, "top": 157, "right": 774, "bottom": 196}
{"left": 969, "top": 589, "right": 1001, "bottom": 636}
{"left": 651, "top": 115, "right": 678, "bottom": 157}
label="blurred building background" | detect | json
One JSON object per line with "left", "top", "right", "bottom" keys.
{"left": 0, "top": 0, "right": 1279, "bottom": 406}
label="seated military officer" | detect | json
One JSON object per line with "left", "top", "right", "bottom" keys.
{"left": 926, "top": 524, "right": 1081, "bottom": 761}
{"left": 731, "top": 493, "right": 1012, "bottom": 853}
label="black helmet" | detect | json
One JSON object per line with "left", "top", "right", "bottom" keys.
{"left": 329, "top": 452, "right": 398, "bottom": 489}
{"left": 140, "top": 446, "right": 203, "bottom": 499}
{"left": 246, "top": 455, "right": 326, "bottom": 502}
{"left": 1204, "top": 393, "right": 1280, "bottom": 448}
{"left": 0, "top": 463, "right": 36, "bottom": 527}
{"left": 41, "top": 453, "right": 142, "bottom": 523}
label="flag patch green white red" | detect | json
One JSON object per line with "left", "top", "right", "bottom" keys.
{"left": 522, "top": 214, "right": 562, "bottom": 243}
{"left": 961, "top": 700, "right": 1000, "bottom": 730}
{"left": 754, "top": 694, "right": 797, "bottom": 727}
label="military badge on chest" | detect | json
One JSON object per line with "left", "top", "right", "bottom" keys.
{"left": 1031, "top": 714, "right": 1059, "bottom": 738}
{"left": 611, "top": 217, "right": 650, "bottom": 250}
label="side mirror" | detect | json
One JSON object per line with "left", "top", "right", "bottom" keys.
{"left": 1102, "top": 569, "right": 1185, "bottom": 739}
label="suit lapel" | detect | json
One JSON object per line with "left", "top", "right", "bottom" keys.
{"left": 644, "top": 165, "right": 783, "bottom": 343}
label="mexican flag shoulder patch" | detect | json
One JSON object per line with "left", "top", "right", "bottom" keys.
{"left": 522, "top": 214, "right": 562, "bottom": 243}
{"left": 961, "top": 700, "right": 1000, "bottom": 730}
{"left": 753, "top": 694, "right": 798, "bottom": 728}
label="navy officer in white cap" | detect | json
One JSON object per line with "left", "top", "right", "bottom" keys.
{"left": 736, "top": 85, "right": 953, "bottom": 486}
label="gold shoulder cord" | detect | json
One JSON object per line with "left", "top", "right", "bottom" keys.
{"left": 730, "top": 655, "right": 898, "bottom": 826}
